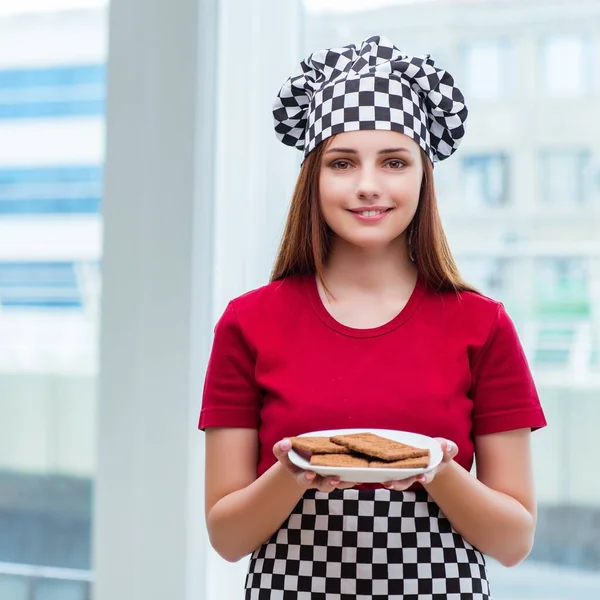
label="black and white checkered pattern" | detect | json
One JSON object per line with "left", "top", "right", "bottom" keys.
{"left": 246, "top": 489, "right": 491, "bottom": 599}
{"left": 273, "top": 35, "right": 468, "bottom": 163}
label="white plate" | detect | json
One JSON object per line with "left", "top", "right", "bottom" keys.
{"left": 288, "top": 428, "right": 443, "bottom": 483}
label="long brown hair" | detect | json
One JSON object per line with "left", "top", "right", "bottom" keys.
{"left": 270, "top": 139, "right": 478, "bottom": 294}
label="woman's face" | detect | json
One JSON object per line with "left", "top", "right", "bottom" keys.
{"left": 318, "top": 130, "right": 423, "bottom": 250}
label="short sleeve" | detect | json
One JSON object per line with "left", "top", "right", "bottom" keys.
{"left": 198, "top": 301, "right": 262, "bottom": 430}
{"left": 471, "top": 304, "right": 547, "bottom": 436}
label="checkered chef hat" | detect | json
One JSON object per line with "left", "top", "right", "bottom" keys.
{"left": 273, "top": 35, "right": 468, "bottom": 163}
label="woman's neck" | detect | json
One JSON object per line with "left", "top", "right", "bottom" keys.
{"left": 322, "top": 236, "right": 417, "bottom": 295}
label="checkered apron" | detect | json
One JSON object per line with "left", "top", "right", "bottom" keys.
{"left": 245, "top": 488, "right": 491, "bottom": 599}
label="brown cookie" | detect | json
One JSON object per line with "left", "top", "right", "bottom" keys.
{"left": 309, "top": 454, "right": 369, "bottom": 467}
{"left": 369, "top": 455, "right": 430, "bottom": 469}
{"left": 289, "top": 436, "right": 350, "bottom": 455}
{"left": 331, "top": 433, "right": 429, "bottom": 462}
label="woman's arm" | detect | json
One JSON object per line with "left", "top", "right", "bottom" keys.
{"left": 205, "top": 428, "right": 303, "bottom": 562}
{"left": 205, "top": 429, "right": 353, "bottom": 563}
{"left": 423, "top": 428, "right": 536, "bottom": 567}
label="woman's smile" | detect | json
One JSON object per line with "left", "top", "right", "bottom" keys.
{"left": 347, "top": 206, "right": 394, "bottom": 222}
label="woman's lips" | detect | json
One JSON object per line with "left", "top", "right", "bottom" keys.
{"left": 347, "top": 207, "right": 393, "bottom": 222}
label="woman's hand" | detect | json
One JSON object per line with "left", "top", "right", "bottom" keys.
{"left": 384, "top": 439, "right": 458, "bottom": 490}
{"left": 273, "top": 439, "right": 356, "bottom": 493}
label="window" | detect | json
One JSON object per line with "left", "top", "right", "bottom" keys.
{"left": 0, "top": 4, "right": 105, "bottom": 599}
{"left": 541, "top": 35, "right": 593, "bottom": 98}
{"left": 533, "top": 258, "right": 592, "bottom": 371}
{"left": 535, "top": 258, "right": 590, "bottom": 318}
{"left": 0, "top": 262, "right": 98, "bottom": 309}
{"left": 462, "top": 154, "right": 509, "bottom": 207}
{"left": 0, "top": 64, "right": 105, "bottom": 120}
{"left": 458, "top": 257, "right": 511, "bottom": 298}
{"left": 539, "top": 150, "right": 593, "bottom": 206}
{"left": 463, "top": 40, "right": 511, "bottom": 100}
{"left": 305, "top": 2, "right": 600, "bottom": 595}
{"left": 0, "top": 166, "right": 102, "bottom": 215}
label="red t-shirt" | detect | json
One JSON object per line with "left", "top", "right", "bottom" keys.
{"left": 199, "top": 274, "right": 546, "bottom": 481}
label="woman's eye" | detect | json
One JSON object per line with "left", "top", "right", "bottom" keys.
{"left": 386, "top": 159, "right": 405, "bottom": 169}
{"left": 331, "top": 160, "right": 351, "bottom": 170}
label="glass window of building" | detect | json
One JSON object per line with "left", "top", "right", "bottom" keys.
{"left": 462, "top": 154, "right": 509, "bottom": 207}
{"left": 539, "top": 150, "right": 593, "bottom": 206}
{"left": 535, "top": 257, "right": 590, "bottom": 318}
{"left": 0, "top": 166, "right": 102, "bottom": 214}
{"left": 304, "top": 2, "right": 600, "bottom": 598}
{"left": 463, "top": 39, "right": 511, "bottom": 101}
{"left": 0, "top": 2, "right": 105, "bottom": 598}
{"left": 541, "top": 35, "right": 593, "bottom": 98}
{"left": 533, "top": 257, "right": 592, "bottom": 371}
{"left": 459, "top": 257, "right": 511, "bottom": 299}
{"left": 0, "top": 64, "right": 106, "bottom": 120}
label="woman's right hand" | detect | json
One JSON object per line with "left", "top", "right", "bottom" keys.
{"left": 273, "top": 439, "right": 356, "bottom": 493}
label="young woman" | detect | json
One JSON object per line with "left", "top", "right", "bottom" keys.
{"left": 199, "top": 35, "right": 547, "bottom": 599}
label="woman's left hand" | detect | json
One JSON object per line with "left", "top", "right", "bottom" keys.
{"left": 384, "top": 439, "right": 458, "bottom": 491}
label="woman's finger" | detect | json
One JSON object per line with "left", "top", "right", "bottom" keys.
{"left": 445, "top": 439, "right": 458, "bottom": 459}
{"left": 315, "top": 479, "right": 336, "bottom": 493}
{"left": 302, "top": 470, "right": 317, "bottom": 482}
{"left": 384, "top": 477, "right": 417, "bottom": 491}
{"left": 417, "top": 469, "right": 436, "bottom": 484}
{"left": 435, "top": 438, "right": 458, "bottom": 461}
{"left": 322, "top": 476, "right": 341, "bottom": 491}
{"left": 274, "top": 439, "right": 305, "bottom": 474}
{"left": 273, "top": 441, "right": 355, "bottom": 491}
{"left": 273, "top": 438, "right": 292, "bottom": 461}
{"left": 336, "top": 482, "right": 356, "bottom": 490}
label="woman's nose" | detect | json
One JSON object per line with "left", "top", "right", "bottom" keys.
{"left": 355, "top": 168, "right": 381, "bottom": 201}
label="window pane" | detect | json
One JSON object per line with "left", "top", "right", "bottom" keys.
{"left": 0, "top": 575, "right": 29, "bottom": 600}
{"left": 463, "top": 40, "right": 508, "bottom": 100}
{"left": 459, "top": 257, "right": 511, "bottom": 298}
{"left": 539, "top": 151, "right": 592, "bottom": 205}
{"left": 463, "top": 154, "right": 509, "bottom": 207}
{"left": 535, "top": 258, "right": 589, "bottom": 318}
{"left": 0, "top": 1, "right": 104, "bottom": 596}
{"left": 304, "top": 0, "right": 600, "bottom": 596}
{"left": 0, "top": 166, "right": 102, "bottom": 214}
{"left": 542, "top": 36, "right": 591, "bottom": 98}
{"left": 0, "top": 65, "right": 105, "bottom": 120}
{"left": 36, "top": 579, "right": 88, "bottom": 600}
